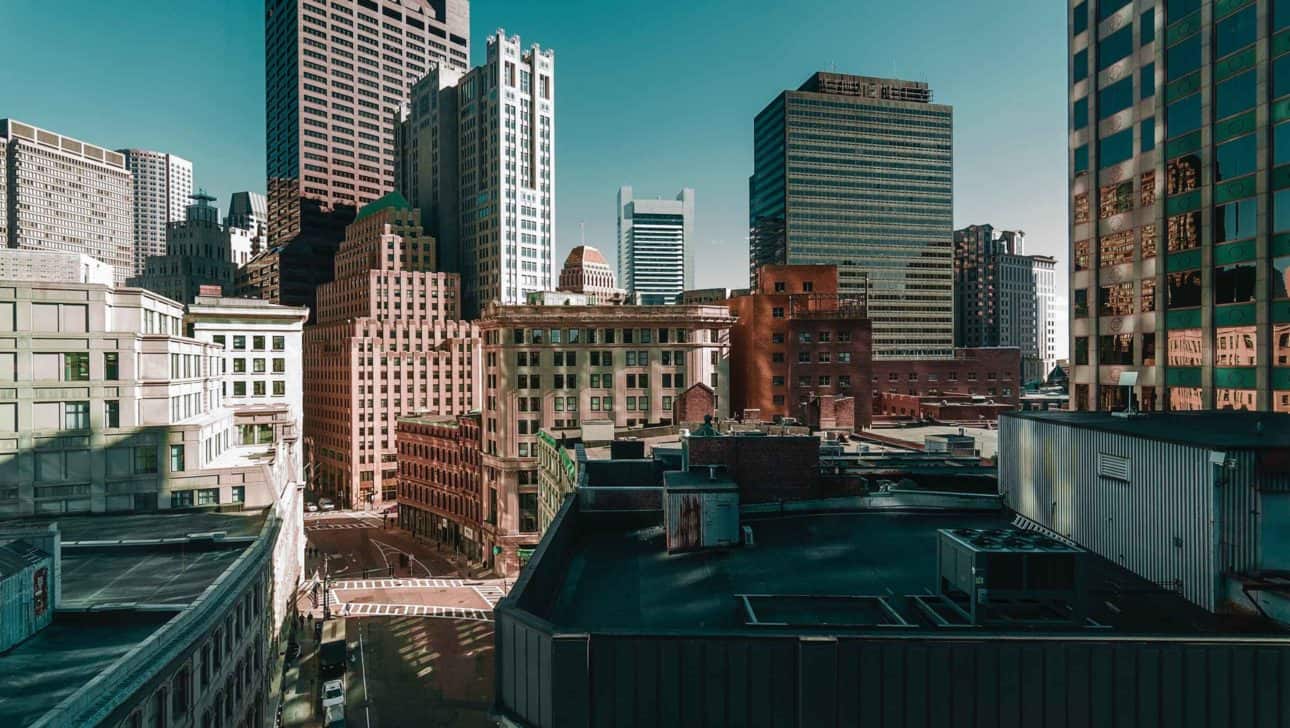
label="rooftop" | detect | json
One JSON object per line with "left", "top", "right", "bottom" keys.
{"left": 1003, "top": 410, "right": 1290, "bottom": 450}
{"left": 536, "top": 509, "right": 1278, "bottom": 636}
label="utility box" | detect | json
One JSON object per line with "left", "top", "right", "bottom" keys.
{"left": 937, "top": 528, "right": 1087, "bottom": 626}
{"left": 663, "top": 467, "right": 739, "bottom": 553}
{"left": 0, "top": 539, "right": 54, "bottom": 652}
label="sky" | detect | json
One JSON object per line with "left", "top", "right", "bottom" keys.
{"left": 0, "top": 0, "right": 1069, "bottom": 355}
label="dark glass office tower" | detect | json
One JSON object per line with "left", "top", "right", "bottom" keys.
{"left": 1069, "top": 0, "right": 1290, "bottom": 411}
{"left": 749, "top": 73, "right": 954, "bottom": 359}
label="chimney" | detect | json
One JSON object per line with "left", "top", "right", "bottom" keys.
{"left": 198, "top": 284, "right": 222, "bottom": 298}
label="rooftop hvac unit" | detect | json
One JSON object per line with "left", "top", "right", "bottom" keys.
{"left": 742, "top": 525, "right": 755, "bottom": 547}
{"left": 937, "top": 528, "right": 1087, "bottom": 626}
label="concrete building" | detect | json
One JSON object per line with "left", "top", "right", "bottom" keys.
{"left": 749, "top": 74, "right": 954, "bottom": 359}
{"left": 477, "top": 300, "right": 732, "bottom": 574}
{"left": 120, "top": 149, "right": 193, "bottom": 276}
{"left": 728, "top": 264, "right": 873, "bottom": 429}
{"left": 557, "top": 245, "right": 626, "bottom": 303}
{"left": 1000, "top": 409, "right": 1290, "bottom": 620}
{"left": 260, "top": 0, "right": 469, "bottom": 315}
{"left": 395, "top": 412, "right": 485, "bottom": 565}
{"left": 128, "top": 192, "right": 244, "bottom": 304}
{"left": 0, "top": 249, "right": 112, "bottom": 286}
{"left": 1068, "top": 0, "right": 1290, "bottom": 412}
{"left": 953, "top": 224, "right": 1058, "bottom": 382}
{"left": 226, "top": 191, "right": 267, "bottom": 248}
{"left": 398, "top": 30, "right": 555, "bottom": 317}
{"left": 0, "top": 119, "right": 133, "bottom": 285}
{"left": 304, "top": 193, "right": 479, "bottom": 509}
{"left": 617, "top": 187, "right": 694, "bottom": 303}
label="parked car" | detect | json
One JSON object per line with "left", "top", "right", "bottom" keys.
{"left": 306, "top": 502, "right": 319, "bottom": 512}
{"left": 321, "top": 679, "right": 345, "bottom": 711}
{"left": 324, "top": 702, "right": 346, "bottom": 727}
{"left": 319, "top": 497, "right": 335, "bottom": 511}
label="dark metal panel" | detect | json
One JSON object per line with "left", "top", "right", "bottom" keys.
{"left": 680, "top": 640, "right": 704, "bottom": 728}
{"left": 703, "top": 641, "right": 727, "bottom": 727}
{"left": 1209, "top": 647, "right": 1231, "bottom": 728}
{"left": 857, "top": 642, "right": 883, "bottom": 728}
{"left": 998, "top": 645, "right": 1022, "bottom": 728}
{"left": 1230, "top": 646, "right": 1255, "bottom": 728}
{"left": 950, "top": 644, "right": 975, "bottom": 724}
{"left": 499, "top": 614, "right": 515, "bottom": 712}
{"left": 727, "top": 640, "right": 749, "bottom": 728}
{"left": 634, "top": 639, "right": 659, "bottom": 728}
{"left": 1135, "top": 647, "right": 1159, "bottom": 728}
{"left": 1183, "top": 647, "right": 1209, "bottom": 728}
{"left": 903, "top": 645, "right": 927, "bottom": 728}
{"left": 538, "top": 631, "right": 552, "bottom": 728}
{"left": 658, "top": 639, "right": 682, "bottom": 728}
{"left": 769, "top": 640, "right": 796, "bottom": 728}
{"left": 589, "top": 636, "right": 614, "bottom": 728}
{"left": 1089, "top": 645, "right": 1113, "bottom": 728}
{"left": 1158, "top": 646, "right": 1183, "bottom": 728}
{"left": 835, "top": 639, "right": 859, "bottom": 727}
{"left": 1066, "top": 646, "right": 1090, "bottom": 728}
{"left": 1254, "top": 648, "right": 1281, "bottom": 728}
{"left": 1044, "top": 646, "right": 1068, "bottom": 728}
{"left": 799, "top": 638, "right": 838, "bottom": 728}
{"left": 1021, "top": 646, "right": 1045, "bottom": 728}
{"left": 512, "top": 619, "right": 527, "bottom": 721}
{"left": 613, "top": 638, "right": 637, "bottom": 726}
{"left": 974, "top": 643, "right": 1000, "bottom": 728}
{"left": 1112, "top": 645, "right": 1137, "bottom": 728}
{"left": 926, "top": 644, "right": 951, "bottom": 728}
{"left": 550, "top": 636, "right": 590, "bottom": 728}
{"left": 526, "top": 627, "right": 544, "bottom": 725}
{"left": 881, "top": 643, "right": 905, "bottom": 728}
{"left": 746, "top": 640, "right": 774, "bottom": 728}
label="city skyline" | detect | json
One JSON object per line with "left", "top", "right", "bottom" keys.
{"left": 0, "top": 0, "right": 1069, "bottom": 355}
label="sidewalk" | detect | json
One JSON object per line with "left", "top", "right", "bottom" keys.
{"left": 280, "top": 611, "right": 323, "bottom": 728}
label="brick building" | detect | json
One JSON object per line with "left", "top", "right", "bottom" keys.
{"left": 478, "top": 301, "right": 733, "bottom": 575}
{"left": 870, "top": 347, "right": 1022, "bottom": 417}
{"left": 303, "top": 193, "right": 479, "bottom": 509}
{"left": 395, "top": 412, "right": 488, "bottom": 565}
{"left": 685, "top": 430, "right": 820, "bottom": 503}
{"left": 728, "top": 265, "right": 873, "bottom": 428}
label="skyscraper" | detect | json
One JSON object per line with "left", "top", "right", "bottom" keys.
{"left": 749, "top": 73, "right": 954, "bottom": 359}
{"left": 119, "top": 149, "right": 193, "bottom": 276}
{"left": 1068, "top": 0, "right": 1289, "bottom": 411}
{"left": 226, "top": 190, "right": 268, "bottom": 253}
{"left": 128, "top": 192, "right": 244, "bottom": 304}
{"left": 260, "top": 0, "right": 469, "bottom": 313}
{"left": 617, "top": 186, "right": 694, "bottom": 303}
{"left": 398, "top": 30, "right": 555, "bottom": 317}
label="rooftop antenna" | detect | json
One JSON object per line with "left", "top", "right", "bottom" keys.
{"left": 579, "top": 221, "right": 585, "bottom": 246}
{"left": 1112, "top": 371, "right": 1140, "bottom": 418}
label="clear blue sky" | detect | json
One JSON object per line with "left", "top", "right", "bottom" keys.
{"left": 0, "top": 0, "right": 1068, "bottom": 352}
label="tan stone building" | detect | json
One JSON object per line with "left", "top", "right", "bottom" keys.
{"left": 478, "top": 301, "right": 732, "bottom": 573}
{"left": 304, "top": 193, "right": 479, "bottom": 509}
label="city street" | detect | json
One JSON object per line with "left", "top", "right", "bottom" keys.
{"left": 284, "top": 511, "right": 502, "bottom": 727}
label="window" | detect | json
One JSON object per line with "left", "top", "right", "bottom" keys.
{"left": 1140, "top": 9, "right": 1154, "bottom": 45}
{"left": 1140, "top": 118, "right": 1155, "bottom": 153}
{"left": 1168, "top": 153, "right": 1201, "bottom": 194}
{"left": 1215, "top": 5, "right": 1256, "bottom": 58}
{"left": 104, "top": 352, "right": 119, "bottom": 380}
{"left": 1099, "top": 0, "right": 1129, "bottom": 20}
{"left": 1279, "top": 0, "right": 1290, "bottom": 31}
{"left": 1140, "top": 63, "right": 1155, "bottom": 99}
{"left": 171, "top": 489, "right": 193, "bottom": 508}
{"left": 135, "top": 446, "right": 158, "bottom": 474}
{"left": 1073, "top": 49, "right": 1088, "bottom": 83}
{"left": 1216, "top": 135, "right": 1256, "bottom": 182}
{"left": 231, "top": 486, "right": 245, "bottom": 503}
{"left": 197, "top": 488, "right": 219, "bottom": 506}
{"left": 253, "top": 335, "right": 265, "bottom": 350}
{"left": 172, "top": 668, "right": 190, "bottom": 717}
{"left": 65, "top": 401, "right": 89, "bottom": 430}
{"left": 519, "top": 493, "right": 538, "bottom": 533}
{"left": 254, "top": 381, "right": 266, "bottom": 396}
{"left": 1275, "top": 123, "right": 1290, "bottom": 167}
{"left": 1100, "top": 283, "right": 1135, "bottom": 316}
{"left": 1098, "top": 128, "right": 1133, "bottom": 168}
{"left": 1099, "top": 26, "right": 1132, "bottom": 70}
{"left": 1166, "top": 34, "right": 1200, "bottom": 81}
{"left": 1074, "top": 337, "right": 1089, "bottom": 365}
{"left": 1074, "top": 144, "right": 1088, "bottom": 173}
{"left": 105, "top": 400, "right": 119, "bottom": 428}
{"left": 1074, "top": 289, "right": 1089, "bottom": 318}
{"left": 272, "top": 335, "right": 285, "bottom": 350}
{"left": 272, "top": 358, "right": 286, "bottom": 373}
{"left": 1168, "top": 329, "right": 1203, "bottom": 366}
{"left": 233, "top": 359, "right": 246, "bottom": 373}
{"left": 1098, "top": 77, "right": 1133, "bottom": 119}
{"left": 798, "top": 352, "right": 811, "bottom": 363}
{"left": 1167, "top": 270, "right": 1203, "bottom": 308}
{"left": 1274, "top": 256, "right": 1290, "bottom": 298}
{"left": 63, "top": 352, "right": 89, "bottom": 381}
{"left": 1215, "top": 262, "right": 1257, "bottom": 304}
{"left": 1275, "top": 53, "right": 1290, "bottom": 100}
{"left": 170, "top": 445, "right": 185, "bottom": 472}
{"left": 1073, "top": 2, "right": 1087, "bottom": 35}
{"left": 253, "top": 359, "right": 266, "bottom": 373}
{"left": 1216, "top": 326, "right": 1258, "bottom": 366}
{"left": 233, "top": 381, "right": 246, "bottom": 397}
{"left": 1275, "top": 189, "right": 1290, "bottom": 231}
{"left": 1099, "top": 334, "right": 1134, "bottom": 365}
{"left": 1167, "top": 211, "right": 1201, "bottom": 251}
{"left": 233, "top": 336, "right": 246, "bottom": 350}
{"left": 273, "top": 381, "right": 286, "bottom": 396}
{"left": 1215, "top": 198, "right": 1257, "bottom": 243}
{"left": 1166, "top": 94, "right": 1201, "bottom": 138}
{"left": 213, "top": 335, "right": 226, "bottom": 348}
{"left": 1216, "top": 71, "right": 1256, "bottom": 119}
{"left": 1073, "top": 96, "right": 1088, "bottom": 129}
{"left": 839, "top": 352, "right": 852, "bottom": 363}
{"left": 772, "top": 307, "right": 784, "bottom": 318}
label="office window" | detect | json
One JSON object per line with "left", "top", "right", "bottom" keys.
{"left": 104, "top": 352, "right": 120, "bottom": 380}
{"left": 1215, "top": 134, "right": 1256, "bottom": 182}
{"left": 1216, "top": 326, "right": 1257, "bottom": 366}
{"left": 1279, "top": 0, "right": 1290, "bottom": 30}
{"left": 1167, "top": 153, "right": 1201, "bottom": 195}
{"left": 1098, "top": 77, "right": 1133, "bottom": 119}
{"left": 1166, "top": 94, "right": 1202, "bottom": 137}
{"left": 1142, "top": 278, "right": 1157, "bottom": 312}
{"left": 1099, "top": 283, "right": 1135, "bottom": 316}
{"left": 170, "top": 445, "right": 185, "bottom": 472}
{"left": 1216, "top": 71, "right": 1256, "bottom": 119}
{"left": 254, "top": 381, "right": 266, "bottom": 396}
{"left": 231, "top": 486, "right": 245, "bottom": 503}
{"left": 1074, "top": 144, "right": 1088, "bottom": 173}
{"left": 1167, "top": 270, "right": 1203, "bottom": 308}
{"left": 233, "top": 336, "right": 245, "bottom": 350}
{"left": 1274, "top": 256, "right": 1290, "bottom": 298}
{"left": 197, "top": 488, "right": 219, "bottom": 506}
{"left": 135, "top": 446, "right": 158, "bottom": 474}
{"left": 1073, "top": 2, "right": 1087, "bottom": 35}
{"left": 519, "top": 493, "right": 538, "bottom": 533}
{"left": 1073, "top": 96, "right": 1088, "bottom": 129}
{"left": 1168, "top": 329, "right": 1203, "bottom": 366}
{"left": 1275, "top": 53, "right": 1290, "bottom": 100}
{"left": 65, "top": 401, "right": 89, "bottom": 430}
{"left": 1141, "top": 118, "right": 1155, "bottom": 153}
{"left": 1140, "top": 9, "right": 1154, "bottom": 45}
{"left": 1098, "top": 128, "right": 1134, "bottom": 168}
{"left": 1166, "top": 34, "right": 1201, "bottom": 81}
{"left": 273, "top": 381, "right": 286, "bottom": 396}
{"left": 1074, "top": 337, "right": 1089, "bottom": 365}
{"left": 1215, "top": 263, "right": 1257, "bottom": 304}
{"left": 1074, "top": 49, "right": 1088, "bottom": 83}
{"left": 1074, "top": 240, "right": 1091, "bottom": 271}
{"left": 1099, "top": 26, "right": 1133, "bottom": 70}
{"left": 272, "top": 336, "right": 285, "bottom": 350}
{"left": 1074, "top": 289, "right": 1089, "bottom": 318}
{"left": 1215, "top": 198, "right": 1257, "bottom": 243}
{"left": 1167, "top": 211, "right": 1201, "bottom": 252}
{"left": 233, "top": 358, "right": 246, "bottom": 373}
{"left": 253, "top": 336, "right": 265, "bottom": 350}
{"left": 272, "top": 358, "right": 286, "bottom": 373}
{"left": 1275, "top": 189, "right": 1290, "bottom": 231}
{"left": 1099, "top": 334, "right": 1134, "bottom": 365}
{"left": 1216, "top": 5, "right": 1256, "bottom": 57}
{"left": 233, "top": 381, "right": 246, "bottom": 396}
{"left": 172, "top": 488, "right": 193, "bottom": 509}
{"left": 1140, "top": 63, "right": 1155, "bottom": 100}
{"left": 64, "top": 352, "right": 89, "bottom": 381}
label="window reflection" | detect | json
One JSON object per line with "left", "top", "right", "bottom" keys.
{"left": 1142, "top": 223, "right": 1157, "bottom": 258}
{"left": 1142, "top": 278, "right": 1156, "bottom": 312}
{"left": 1216, "top": 389, "right": 1257, "bottom": 410}
{"left": 1074, "top": 239, "right": 1091, "bottom": 271}
{"left": 1099, "top": 231, "right": 1135, "bottom": 266}
{"left": 1141, "top": 171, "right": 1156, "bottom": 207}
{"left": 1142, "top": 332, "right": 1156, "bottom": 366}
{"left": 1275, "top": 324, "right": 1290, "bottom": 365}
{"left": 1099, "top": 334, "right": 1134, "bottom": 364}
{"left": 1099, "top": 282, "right": 1135, "bottom": 316}
{"left": 1214, "top": 262, "right": 1256, "bottom": 304}
{"left": 1074, "top": 193, "right": 1090, "bottom": 224}
{"left": 1099, "top": 181, "right": 1134, "bottom": 218}
{"left": 1215, "top": 325, "right": 1257, "bottom": 366}
{"left": 1275, "top": 391, "right": 1290, "bottom": 413}
{"left": 1074, "top": 289, "right": 1089, "bottom": 318}
{"left": 1167, "top": 211, "right": 1201, "bottom": 252}
{"left": 1272, "top": 255, "right": 1290, "bottom": 298}
{"left": 1214, "top": 198, "right": 1256, "bottom": 243}
{"left": 1167, "top": 270, "right": 1202, "bottom": 308}
{"left": 1167, "top": 154, "right": 1201, "bottom": 195}
{"left": 1075, "top": 336, "right": 1089, "bottom": 365}
{"left": 1168, "top": 387, "right": 1205, "bottom": 411}
{"left": 1168, "top": 329, "right": 1203, "bottom": 366}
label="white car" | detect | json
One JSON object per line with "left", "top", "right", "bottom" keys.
{"left": 319, "top": 498, "right": 335, "bottom": 512}
{"left": 306, "top": 503, "right": 319, "bottom": 512}
{"left": 321, "top": 678, "right": 345, "bottom": 710}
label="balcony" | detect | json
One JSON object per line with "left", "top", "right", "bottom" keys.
{"left": 787, "top": 293, "right": 867, "bottom": 320}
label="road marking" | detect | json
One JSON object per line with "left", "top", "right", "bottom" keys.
{"left": 358, "top": 622, "right": 372, "bottom": 728}
{"left": 330, "top": 577, "right": 467, "bottom": 590}
{"left": 472, "top": 585, "right": 507, "bottom": 607}
{"left": 337, "top": 602, "right": 493, "bottom": 621}
{"left": 305, "top": 519, "right": 382, "bottom": 531}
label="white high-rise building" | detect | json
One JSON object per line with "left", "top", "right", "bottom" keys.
{"left": 120, "top": 149, "right": 193, "bottom": 276}
{"left": 1032, "top": 254, "right": 1058, "bottom": 380}
{"left": 226, "top": 191, "right": 267, "bottom": 259}
{"left": 0, "top": 119, "right": 134, "bottom": 285}
{"left": 398, "top": 29, "right": 555, "bottom": 317}
{"left": 617, "top": 186, "right": 694, "bottom": 303}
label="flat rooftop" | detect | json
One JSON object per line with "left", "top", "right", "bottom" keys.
{"left": 541, "top": 510, "right": 1278, "bottom": 636}
{"left": 0, "top": 508, "right": 267, "bottom": 542}
{"left": 1004, "top": 410, "right": 1290, "bottom": 449}
{"left": 61, "top": 547, "right": 243, "bottom": 607}
{"left": 864, "top": 424, "right": 998, "bottom": 458}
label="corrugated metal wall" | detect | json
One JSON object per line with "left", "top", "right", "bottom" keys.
{"left": 0, "top": 555, "right": 51, "bottom": 652}
{"left": 998, "top": 416, "right": 1265, "bottom": 611}
{"left": 494, "top": 622, "right": 1290, "bottom": 728}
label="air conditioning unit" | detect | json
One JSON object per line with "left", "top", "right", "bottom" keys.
{"left": 937, "top": 528, "right": 1087, "bottom": 626}
{"left": 742, "top": 524, "right": 755, "bottom": 547}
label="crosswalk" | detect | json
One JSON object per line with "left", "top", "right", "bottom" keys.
{"left": 472, "top": 584, "right": 506, "bottom": 607}
{"left": 341, "top": 602, "right": 492, "bottom": 620}
{"left": 305, "top": 519, "right": 382, "bottom": 531}
{"left": 330, "top": 577, "right": 465, "bottom": 590}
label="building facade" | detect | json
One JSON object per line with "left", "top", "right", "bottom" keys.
{"left": 398, "top": 30, "right": 555, "bottom": 317}
{"left": 728, "top": 265, "right": 873, "bottom": 428}
{"left": 1068, "top": 0, "right": 1290, "bottom": 411}
{"left": 870, "top": 346, "right": 1023, "bottom": 415}
{"left": 556, "top": 245, "right": 626, "bottom": 302}
{"left": 749, "top": 74, "right": 954, "bottom": 359}
{"left": 260, "top": 0, "right": 469, "bottom": 314}
{"left": 617, "top": 187, "right": 694, "bottom": 302}
{"left": 226, "top": 190, "right": 268, "bottom": 259}
{"left": 128, "top": 192, "right": 243, "bottom": 304}
{"left": 477, "top": 301, "right": 732, "bottom": 574}
{"left": 395, "top": 412, "right": 487, "bottom": 565}
{"left": 954, "top": 224, "right": 1057, "bottom": 382}
{"left": 303, "top": 194, "right": 478, "bottom": 509}
{"left": 0, "top": 119, "right": 134, "bottom": 285}
{"left": 120, "top": 149, "right": 193, "bottom": 276}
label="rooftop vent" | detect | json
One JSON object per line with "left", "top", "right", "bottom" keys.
{"left": 936, "top": 528, "right": 1087, "bottom": 626}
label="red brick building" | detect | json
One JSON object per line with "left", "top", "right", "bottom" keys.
{"left": 870, "top": 347, "right": 1022, "bottom": 419}
{"left": 395, "top": 412, "right": 489, "bottom": 565}
{"left": 728, "top": 265, "right": 873, "bottom": 428}
{"left": 686, "top": 431, "right": 820, "bottom": 503}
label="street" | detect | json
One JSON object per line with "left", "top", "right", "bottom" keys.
{"left": 283, "top": 510, "right": 502, "bottom": 728}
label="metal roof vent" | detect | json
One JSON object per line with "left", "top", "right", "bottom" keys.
{"left": 935, "top": 528, "right": 1088, "bottom": 627}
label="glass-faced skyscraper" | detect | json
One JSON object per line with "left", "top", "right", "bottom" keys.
{"left": 1069, "top": 0, "right": 1290, "bottom": 412}
{"left": 749, "top": 72, "right": 954, "bottom": 359}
